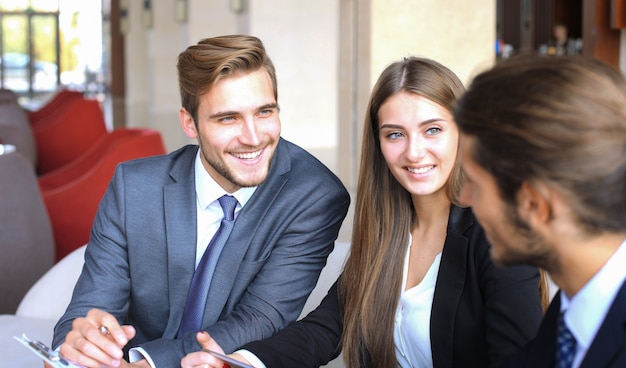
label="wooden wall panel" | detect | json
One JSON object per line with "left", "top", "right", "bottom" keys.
{"left": 611, "top": 0, "right": 626, "bottom": 28}
{"left": 583, "top": 0, "right": 621, "bottom": 68}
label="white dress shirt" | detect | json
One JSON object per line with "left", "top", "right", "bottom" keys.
{"left": 193, "top": 150, "right": 256, "bottom": 266}
{"left": 561, "top": 237, "right": 626, "bottom": 368}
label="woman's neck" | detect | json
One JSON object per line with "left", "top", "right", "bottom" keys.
{"left": 412, "top": 191, "right": 451, "bottom": 229}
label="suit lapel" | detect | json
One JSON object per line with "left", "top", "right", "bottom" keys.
{"left": 580, "top": 280, "right": 626, "bottom": 367}
{"left": 430, "top": 206, "right": 470, "bottom": 368}
{"left": 522, "top": 280, "right": 626, "bottom": 368}
{"left": 202, "top": 138, "right": 291, "bottom": 324}
{"left": 162, "top": 146, "right": 199, "bottom": 336}
{"left": 523, "top": 295, "right": 561, "bottom": 367}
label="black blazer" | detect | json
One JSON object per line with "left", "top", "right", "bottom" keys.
{"left": 242, "top": 206, "right": 544, "bottom": 367}
{"left": 501, "top": 280, "right": 626, "bottom": 367}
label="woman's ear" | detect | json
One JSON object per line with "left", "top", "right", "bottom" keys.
{"left": 180, "top": 107, "right": 198, "bottom": 139}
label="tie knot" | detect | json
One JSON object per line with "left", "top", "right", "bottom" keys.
{"left": 218, "top": 195, "right": 238, "bottom": 221}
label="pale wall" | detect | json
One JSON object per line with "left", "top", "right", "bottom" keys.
{"left": 248, "top": 0, "right": 339, "bottom": 155}
{"left": 124, "top": 0, "right": 191, "bottom": 149}
{"left": 370, "top": 0, "right": 495, "bottom": 86}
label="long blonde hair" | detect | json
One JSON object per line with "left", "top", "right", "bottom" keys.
{"left": 339, "top": 57, "right": 465, "bottom": 367}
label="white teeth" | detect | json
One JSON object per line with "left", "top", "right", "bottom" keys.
{"left": 233, "top": 150, "right": 261, "bottom": 159}
{"left": 407, "top": 165, "right": 433, "bottom": 174}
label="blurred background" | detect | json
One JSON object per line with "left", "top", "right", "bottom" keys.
{"left": 3, "top": 0, "right": 624, "bottom": 192}
{"left": 1, "top": 0, "right": 103, "bottom": 103}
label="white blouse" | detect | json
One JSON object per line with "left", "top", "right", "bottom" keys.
{"left": 394, "top": 235, "right": 442, "bottom": 368}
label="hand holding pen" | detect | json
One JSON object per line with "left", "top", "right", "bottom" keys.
{"left": 58, "top": 308, "right": 136, "bottom": 367}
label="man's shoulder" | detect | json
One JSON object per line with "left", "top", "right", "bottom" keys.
{"left": 119, "top": 144, "right": 196, "bottom": 171}
{"left": 109, "top": 145, "right": 197, "bottom": 188}
{"left": 280, "top": 139, "right": 322, "bottom": 165}
{"left": 279, "top": 139, "right": 343, "bottom": 185}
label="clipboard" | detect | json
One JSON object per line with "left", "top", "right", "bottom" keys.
{"left": 15, "top": 333, "right": 254, "bottom": 368}
{"left": 14, "top": 334, "right": 84, "bottom": 367}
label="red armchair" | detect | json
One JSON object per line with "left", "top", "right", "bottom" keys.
{"left": 32, "top": 97, "right": 108, "bottom": 175}
{"left": 39, "top": 128, "right": 166, "bottom": 261}
{"left": 27, "top": 89, "right": 84, "bottom": 126}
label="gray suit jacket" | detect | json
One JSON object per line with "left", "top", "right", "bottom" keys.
{"left": 52, "top": 138, "right": 350, "bottom": 367}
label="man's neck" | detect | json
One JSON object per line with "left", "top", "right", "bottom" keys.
{"left": 549, "top": 232, "right": 626, "bottom": 297}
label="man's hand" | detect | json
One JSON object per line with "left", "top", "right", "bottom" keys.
{"left": 180, "top": 332, "right": 253, "bottom": 368}
{"left": 58, "top": 308, "right": 136, "bottom": 367}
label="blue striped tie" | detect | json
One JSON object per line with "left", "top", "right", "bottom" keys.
{"left": 178, "top": 195, "right": 238, "bottom": 337}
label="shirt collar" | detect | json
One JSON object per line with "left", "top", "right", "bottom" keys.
{"left": 561, "top": 237, "right": 626, "bottom": 351}
{"left": 194, "top": 148, "right": 256, "bottom": 210}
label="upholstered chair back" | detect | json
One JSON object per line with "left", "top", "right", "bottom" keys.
{"left": 0, "top": 99, "right": 36, "bottom": 166}
{"left": 0, "top": 150, "right": 54, "bottom": 313}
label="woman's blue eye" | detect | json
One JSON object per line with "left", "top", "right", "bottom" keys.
{"left": 426, "top": 127, "right": 441, "bottom": 135}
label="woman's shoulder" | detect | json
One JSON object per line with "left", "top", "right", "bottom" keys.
{"left": 448, "top": 205, "right": 485, "bottom": 239}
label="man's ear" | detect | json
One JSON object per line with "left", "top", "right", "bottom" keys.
{"left": 180, "top": 107, "right": 197, "bottom": 139}
{"left": 517, "top": 181, "right": 553, "bottom": 227}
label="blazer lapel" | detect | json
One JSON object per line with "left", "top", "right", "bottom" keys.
{"left": 201, "top": 138, "right": 291, "bottom": 324}
{"left": 430, "top": 206, "right": 470, "bottom": 367}
{"left": 580, "top": 280, "right": 626, "bottom": 367}
{"left": 162, "top": 146, "right": 199, "bottom": 336}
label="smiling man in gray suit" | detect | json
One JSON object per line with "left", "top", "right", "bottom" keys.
{"left": 49, "top": 35, "right": 350, "bottom": 368}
